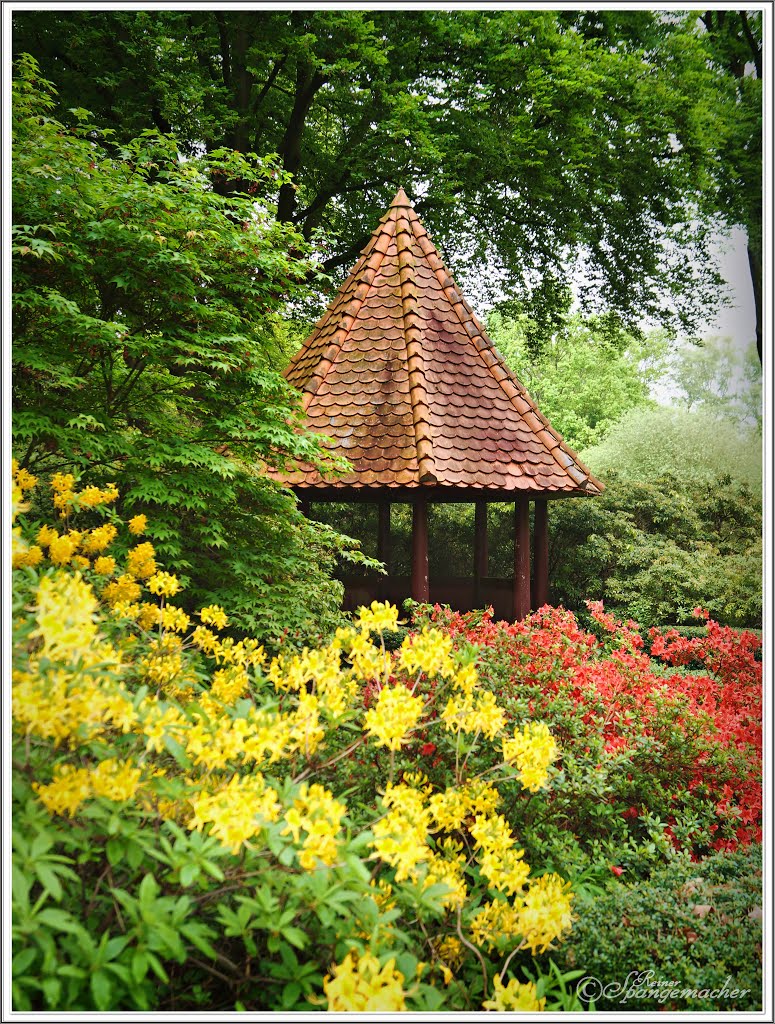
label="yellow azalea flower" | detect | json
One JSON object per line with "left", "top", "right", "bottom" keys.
{"left": 31, "top": 572, "right": 99, "bottom": 658}
{"left": 128, "top": 514, "right": 148, "bottom": 535}
{"left": 370, "top": 783, "right": 432, "bottom": 882}
{"left": 483, "top": 976, "right": 545, "bottom": 1012}
{"left": 12, "top": 465, "right": 37, "bottom": 491}
{"left": 502, "top": 721, "right": 558, "bottom": 793}
{"left": 103, "top": 574, "right": 142, "bottom": 606}
{"left": 48, "top": 534, "right": 77, "bottom": 566}
{"left": 441, "top": 689, "right": 505, "bottom": 739}
{"left": 398, "top": 627, "right": 456, "bottom": 678}
{"left": 515, "top": 873, "right": 575, "bottom": 954}
{"left": 50, "top": 472, "right": 76, "bottom": 493}
{"left": 354, "top": 600, "right": 400, "bottom": 635}
{"left": 82, "top": 524, "right": 118, "bottom": 553}
{"left": 36, "top": 524, "right": 58, "bottom": 548}
{"left": 429, "top": 779, "right": 501, "bottom": 832}
{"left": 281, "top": 782, "right": 346, "bottom": 870}
{"left": 12, "top": 544, "right": 43, "bottom": 569}
{"left": 199, "top": 604, "right": 228, "bottom": 630}
{"left": 126, "top": 542, "right": 157, "bottom": 579}
{"left": 188, "top": 773, "right": 281, "bottom": 855}
{"left": 324, "top": 951, "right": 406, "bottom": 1012}
{"left": 211, "top": 666, "right": 249, "bottom": 704}
{"left": 90, "top": 758, "right": 142, "bottom": 802}
{"left": 33, "top": 763, "right": 92, "bottom": 817}
{"left": 364, "top": 683, "right": 424, "bottom": 750}
{"left": 147, "top": 571, "right": 182, "bottom": 597}
{"left": 93, "top": 555, "right": 117, "bottom": 576}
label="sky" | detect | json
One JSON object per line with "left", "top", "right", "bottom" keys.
{"left": 706, "top": 226, "right": 757, "bottom": 345}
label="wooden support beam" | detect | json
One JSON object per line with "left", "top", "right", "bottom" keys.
{"left": 298, "top": 496, "right": 310, "bottom": 518}
{"left": 533, "top": 498, "right": 549, "bottom": 610}
{"left": 377, "top": 500, "right": 391, "bottom": 569}
{"left": 377, "top": 500, "right": 391, "bottom": 601}
{"left": 411, "top": 495, "right": 429, "bottom": 603}
{"left": 474, "top": 500, "right": 488, "bottom": 606}
{"left": 513, "top": 495, "right": 530, "bottom": 621}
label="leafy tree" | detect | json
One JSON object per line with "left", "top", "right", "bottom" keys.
{"left": 668, "top": 335, "right": 762, "bottom": 427}
{"left": 12, "top": 56, "right": 371, "bottom": 644}
{"left": 549, "top": 475, "right": 762, "bottom": 628}
{"left": 486, "top": 310, "right": 670, "bottom": 452}
{"left": 580, "top": 406, "right": 762, "bottom": 493}
{"left": 699, "top": 10, "right": 763, "bottom": 360}
{"left": 13, "top": 9, "right": 741, "bottom": 336}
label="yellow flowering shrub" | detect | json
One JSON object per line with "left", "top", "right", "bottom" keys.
{"left": 11, "top": 474, "right": 574, "bottom": 1014}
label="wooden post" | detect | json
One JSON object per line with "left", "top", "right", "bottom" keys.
{"left": 298, "top": 495, "right": 310, "bottom": 518}
{"left": 474, "top": 500, "right": 488, "bottom": 606}
{"left": 411, "top": 494, "right": 429, "bottom": 603}
{"left": 377, "top": 500, "right": 391, "bottom": 601}
{"left": 533, "top": 498, "right": 549, "bottom": 610}
{"left": 513, "top": 495, "right": 530, "bottom": 621}
{"left": 377, "top": 500, "right": 391, "bottom": 569}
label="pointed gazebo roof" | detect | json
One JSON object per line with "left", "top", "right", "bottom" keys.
{"left": 281, "top": 188, "right": 602, "bottom": 496}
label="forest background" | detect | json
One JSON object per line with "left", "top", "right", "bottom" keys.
{"left": 11, "top": 7, "right": 765, "bottom": 643}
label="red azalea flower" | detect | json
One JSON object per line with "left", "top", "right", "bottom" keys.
{"left": 610, "top": 865, "right": 624, "bottom": 877}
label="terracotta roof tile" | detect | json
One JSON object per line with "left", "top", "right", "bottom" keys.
{"left": 276, "top": 188, "right": 603, "bottom": 496}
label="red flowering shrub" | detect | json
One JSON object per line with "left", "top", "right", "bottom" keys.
{"left": 411, "top": 600, "right": 762, "bottom": 872}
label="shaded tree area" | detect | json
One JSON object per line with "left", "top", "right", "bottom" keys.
{"left": 12, "top": 8, "right": 761, "bottom": 345}
{"left": 12, "top": 57, "right": 377, "bottom": 645}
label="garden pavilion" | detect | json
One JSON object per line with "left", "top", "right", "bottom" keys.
{"left": 277, "top": 189, "right": 603, "bottom": 619}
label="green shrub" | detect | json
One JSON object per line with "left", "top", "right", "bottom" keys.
{"left": 556, "top": 844, "right": 763, "bottom": 1011}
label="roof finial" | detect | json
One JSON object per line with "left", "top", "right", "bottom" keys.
{"left": 391, "top": 186, "right": 413, "bottom": 208}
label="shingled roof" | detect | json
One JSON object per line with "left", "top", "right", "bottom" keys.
{"left": 281, "top": 188, "right": 603, "bottom": 496}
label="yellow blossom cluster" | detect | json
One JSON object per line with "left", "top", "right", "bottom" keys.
{"left": 440, "top": 689, "right": 505, "bottom": 740}
{"left": 128, "top": 514, "right": 147, "bottom": 535}
{"left": 482, "top": 977, "right": 545, "bottom": 1012}
{"left": 371, "top": 782, "right": 432, "bottom": 882}
{"left": 470, "top": 813, "right": 530, "bottom": 896}
{"left": 267, "top": 643, "right": 355, "bottom": 718}
{"left": 188, "top": 773, "right": 281, "bottom": 855}
{"left": 282, "top": 783, "right": 346, "bottom": 870}
{"left": 364, "top": 684, "right": 425, "bottom": 750}
{"left": 513, "top": 872, "right": 575, "bottom": 954}
{"left": 147, "top": 571, "right": 182, "bottom": 597}
{"left": 423, "top": 839, "right": 468, "bottom": 909}
{"left": 50, "top": 472, "right": 118, "bottom": 517}
{"left": 211, "top": 666, "right": 249, "bottom": 704}
{"left": 398, "top": 628, "right": 456, "bottom": 678}
{"left": 200, "top": 604, "right": 228, "bottom": 630}
{"left": 126, "top": 543, "right": 157, "bottom": 580}
{"left": 324, "top": 951, "right": 407, "bottom": 1012}
{"left": 354, "top": 600, "right": 400, "bottom": 635}
{"left": 502, "top": 721, "right": 559, "bottom": 792}
{"left": 469, "top": 871, "right": 575, "bottom": 955}
{"left": 31, "top": 571, "right": 98, "bottom": 658}
{"left": 33, "top": 757, "right": 141, "bottom": 817}
{"left": 429, "top": 780, "right": 501, "bottom": 832}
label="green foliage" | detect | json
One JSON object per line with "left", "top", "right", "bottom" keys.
{"left": 12, "top": 9, "right": 745, "bottom": 335}
{"left": 486, "top": 309, "right": 670, "bottom": 450}
{"left": 11, "top": 56, "right": 371, "bottom": 645}
{"left": 667, "top": 336, "right": 762, "bottom": 428}
{"left": 549, "top": 474, "right": 762, "bottom": 628}
{"left": 581, "top": 406, "right": 762, "bottom": 493}
{"left": 555, "top": 845, "right": 762, "bottom": 1011}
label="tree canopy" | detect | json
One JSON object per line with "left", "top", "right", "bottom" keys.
{"left": 12, "top": 57, "right": 374, "bottom": 643}
{"left": 13, "top": 8, "right": 761, "bottom": 343}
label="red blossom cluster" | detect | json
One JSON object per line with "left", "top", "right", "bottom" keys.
{"left": 418, "top": 601, "right": 762, "bottom": 854}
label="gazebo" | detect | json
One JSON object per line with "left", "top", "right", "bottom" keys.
{"left": 278, "top": 189, "right": 603, "bottom": 619}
